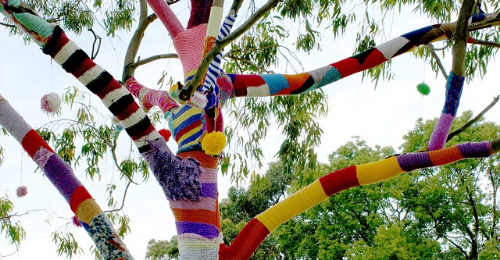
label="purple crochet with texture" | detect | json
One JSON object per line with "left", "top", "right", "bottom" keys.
{"left": 457, "top": 142, "right": 491, "bottom": 158}
{"left": 201, "top": 183, "right": 218, "bottom": 198}
{"left": 43, "top": 153, "right": 82, "bottom": 202}
{"left": 428, "top": 113, "right": 455, "bottom": 151}
{"left": 397, "top": 152, "right": 434, "bottom": 172}
{"left": 176, "top": 221, "right": 220, "bottom": 239}
{"left": 143, "top": 138, "right": 202, "bottom": 201}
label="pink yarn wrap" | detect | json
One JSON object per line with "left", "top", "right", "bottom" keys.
{"left": 125, "top": 77, "right": 179, "bottom": 113}
{"left": 145, "top": 0, "right": 184, "bottom": 38}
{"left": 173, "top": 24, "right": 208, "bottom": 76}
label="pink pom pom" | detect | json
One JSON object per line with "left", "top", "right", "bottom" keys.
{"left": 16, "top": 186, "right": 28, "bottom": 198}
{"left": 159, "top": 129, "right": 171, "bottom": 142}
{"left": 72, "top": 215, "right": 82, "bottom": 227}
{"left": 40, "top": 93, "right": 61, "bottom": 114}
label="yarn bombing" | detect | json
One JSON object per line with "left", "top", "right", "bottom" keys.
{"left": 2, "top": 0, "right": 500, "bottom": 258}
{"left": 40, "top": 92, "right": 61, "bottom": 114}
{"left": 16, "top": 186, "right": 28, "bottom": 198}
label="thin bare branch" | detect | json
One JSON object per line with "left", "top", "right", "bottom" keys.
{"left": 122, "top": 0, "right": 158, "bottom": 82}
{"left": 111, "top": 138, "right": 138, "bottom": 185}
{"left": 104, "top": 181, "right": 133, "bottom": 213}
{"left": 88, "top": 28, "right": 102, "bottom": 60}
{"left": 469, "top": 38, "right": 500, "bottom": 48}
{"left": 0, "top": 21, "right": 15, "bottom": 28}
{"left": 0, "top": 209, "right": 51, "bottom": 220}
{"left": 447, "top": 95, "right": 500, "bottom": 142}
{"left": 427, "top": 43, "right": 448, "bottom": 80}
{"left": 128, "top": 53, "right": 179, "bottom": 70}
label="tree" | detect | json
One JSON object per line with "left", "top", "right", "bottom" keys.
{"left": 146, "top": 237, "right": 180, "bottom": 260}
{"left": 1, "top": 0, "right": 500, "bottom": 259}
{"left": 279, "top": 112, "right": 500, "bottom": 259}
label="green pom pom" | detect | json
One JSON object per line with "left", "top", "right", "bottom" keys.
{"left": 417, "top": 82, "right": 430, "bottom": 95}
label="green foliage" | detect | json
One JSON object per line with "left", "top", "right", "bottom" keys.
{"left": 4, "top": 0, "right": 135, "bottom": 37}
{"left": 52, "top": 231, "right": 84, "bottom": 258}
{"left": 0, "top": 197, "right": 26, "bottom": 245}
{"left": 145, "top": 237, "right": 180, "bottom": 260}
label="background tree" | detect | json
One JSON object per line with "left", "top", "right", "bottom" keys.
{"left": 1, "top": 0, "right": 500, "bottom": 259}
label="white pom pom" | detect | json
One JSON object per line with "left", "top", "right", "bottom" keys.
{"left": 41, "top": 93, "right": 61, "bottom": 114}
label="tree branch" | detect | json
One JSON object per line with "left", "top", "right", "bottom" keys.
{"left": 469, "top": 37, "right": 500, "bottom": 48}
{"left": 451, "top": 0, "right": 475, "bottom": 76}
{"left": 88, "top": 28, "right": 102, "bottom": 60}
{"left": 0, "top": 209, "right": 51, "bottom": 220}
{"left": 104, "top": 181, "right": 133, "bottom": 213}
{"left": 122, "top": 0, "right": 158, "bottom": 82}
{"left": 179, "top": 0, "right": 282, "bottom": 100}
{"left": 446, "top": 95, "right": 500, "bottom": 142}
{"left": 0, "top": 21, "right": 15, "bottom": 28}
{"left": 427, "top": 43, "right": 448, "bottom": 80}
{"left": 444, "top": 235, "right": 469, "bottom": 257}
{"left": 128, "top": 53, "right": 179, "bottom": 70}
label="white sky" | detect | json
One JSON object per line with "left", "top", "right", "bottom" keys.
{"left": 1, "top": 1, "right": 500, "bottom": 259}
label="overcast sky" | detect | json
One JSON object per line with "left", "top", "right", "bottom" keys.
{"left": 1, "top": 2, "right": 500, "bottom": 259}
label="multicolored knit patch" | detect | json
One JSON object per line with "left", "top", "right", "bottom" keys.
{"left": 171, "top": 105, "right": 204, "bottom": 151}
{"left": 88, "top": 214, "right": 133, "bottom": 260}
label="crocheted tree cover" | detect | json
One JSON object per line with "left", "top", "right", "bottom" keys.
{"left": 428, "top": 72, "right": 465, "bottom": 150}
{"left": 0, "top": 95, "right": 133, "bottom": 260}
{"left": 2, "top": 0, "right": 500, "bottom": 259}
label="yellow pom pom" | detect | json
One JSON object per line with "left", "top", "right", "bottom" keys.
{"left": 201, "top": 131, "right": 226, "bottom": 155}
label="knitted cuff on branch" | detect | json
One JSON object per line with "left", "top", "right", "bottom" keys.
{"left": 443, "top": 72, "right": 465, "bottom": 116}
{"left": 125, "top": 77, "right": 179, "bottom": 113}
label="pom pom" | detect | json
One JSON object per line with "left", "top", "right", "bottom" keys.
{"left": 201, "top": 131, "right": 226, "bottom": 155}
{"left": 72, "top": 215, "right": 82, "bottom": 227}
{"left": 159, "top": 129, "right": 171, "bottom": 142}
{"left": 40, "top": 93, "right": 61, "bottom": 114}
{"left": 16, "top": 186, "right": 28, "bottom": 198}
{"left": 417, "top": 82, "right": 430, "bottom": 96}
